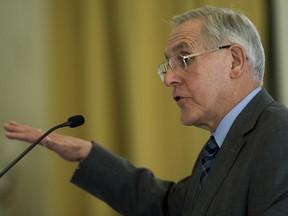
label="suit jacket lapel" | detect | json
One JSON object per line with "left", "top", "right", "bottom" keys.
{"left": 187, "top": 89, "right": 275, "bottom": 216}
{"left": 191, "top": 129, "right": 246, "bottom": 215}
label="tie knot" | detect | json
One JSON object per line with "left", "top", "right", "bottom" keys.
{"left": 202, "top": 136, "right": 219, "bottom": 158}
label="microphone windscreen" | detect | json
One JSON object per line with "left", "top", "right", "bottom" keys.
{"left": 68, "top": 115, "right": 85, "bottom": 128}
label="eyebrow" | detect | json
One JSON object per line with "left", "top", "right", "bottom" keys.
{"left": 172, "top": 42, "right": 190, "bottom": 53}
{"left": 164, "top": 41, "right": 190, "bottom": 59}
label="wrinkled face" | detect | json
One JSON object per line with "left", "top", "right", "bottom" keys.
{"left": 163, "top": 19, "right": 233, "bottom": 131}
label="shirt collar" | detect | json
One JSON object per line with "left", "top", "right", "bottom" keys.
{"left": 212, "top": 87, "right": 261, "bottom": 147}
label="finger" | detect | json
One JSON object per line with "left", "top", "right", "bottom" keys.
{"left": 8, "top": 120, "right": 18, "bottom": 125}
{"left": 3, "top": 121, "right": 22, "bottom": 132}
{"left": 4, "top": 130, "right": 38, "bottom": 142}
{"left": 4, "top": 126, "right": 44, "bottom": 144}
{"left": 4, "top": 121, "right": 34, "bottom": 133}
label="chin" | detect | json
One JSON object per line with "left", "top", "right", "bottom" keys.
{"left": 180, "top": 114, "right": 195, "bottom": 126}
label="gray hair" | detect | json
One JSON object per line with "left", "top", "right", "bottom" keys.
{"left": 172, "top": 7, "right": 265, "bottom": 85}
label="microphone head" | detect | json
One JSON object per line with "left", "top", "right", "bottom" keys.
{"left": 68, "top": 115, "right": 85, "bottom": 128}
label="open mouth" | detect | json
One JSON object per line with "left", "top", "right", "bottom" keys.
{"left": 173, "top": 96, "right": 183, "bottom": 102}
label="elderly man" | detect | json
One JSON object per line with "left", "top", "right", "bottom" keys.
{"left": 4, "top": 7, "right": 288, "bottom": 216}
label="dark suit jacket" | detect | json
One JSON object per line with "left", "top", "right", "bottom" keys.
{"left": 71, "top": 89, "right": 288, "bottom": 215}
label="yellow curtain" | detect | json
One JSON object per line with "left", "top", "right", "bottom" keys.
{"left": 2, "top": 0, "right": 266, "bottom": 216}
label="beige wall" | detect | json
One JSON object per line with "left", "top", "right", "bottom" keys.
{"left": 275, "top": 0, "right": 288, "bottom": 104}
{"left": 0, "top": 1, "right": 51, "bottom": 215}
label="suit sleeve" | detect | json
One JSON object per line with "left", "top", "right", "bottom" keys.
{"left": 70, "top": 142, "right": 187, "bottom": 216}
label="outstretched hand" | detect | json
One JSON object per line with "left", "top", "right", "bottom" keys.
{"left": 3, "top": 121, "right": 92, "bottom": 162}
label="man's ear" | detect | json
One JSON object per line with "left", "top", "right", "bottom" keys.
{"left": 230, "top": 45, "right": 247, "bottom": 79}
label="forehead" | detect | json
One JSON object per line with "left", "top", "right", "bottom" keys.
{"left": 165, "top": 19, "right": 203, "bottom": 56}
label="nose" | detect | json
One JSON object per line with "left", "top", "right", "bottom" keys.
{"left": 163, "top": 68, "right": 182, "bottom": 87}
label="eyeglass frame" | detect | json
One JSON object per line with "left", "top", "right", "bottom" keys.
{"left": 157, "top": 45, "right": 232, "bottom": 82}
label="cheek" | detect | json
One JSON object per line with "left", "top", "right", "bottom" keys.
{"left": 202, "top": 61, "right": 230, "bottom": 92}
{"left": 186, "top": 71, "right": 225, "bottom": 111}
{"left": 186, "top": 70, "right": 217, "bottom": 97}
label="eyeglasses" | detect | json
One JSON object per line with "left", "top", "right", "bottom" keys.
{"left": 157, "top": 45, "right": 232, "bottom": 82}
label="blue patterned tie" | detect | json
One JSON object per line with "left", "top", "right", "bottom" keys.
{"left": 200, "top": 136, "right": 219, "bottom": 187}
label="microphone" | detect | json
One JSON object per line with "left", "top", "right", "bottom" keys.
{"left": 67, "top": 115, "right": 85, "bottom": 128}
{"left": 0, "top": 115, "right": 85, "bottom": 179}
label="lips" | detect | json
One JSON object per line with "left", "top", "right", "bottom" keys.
{"left": 173, "top": 96, "right": 182, "bottom": 102}
{"left": 173, "top": 89, "right": 188, "bottom": 104}
{"left": 173, "top": 95, "right": 187, "bottom": 103}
